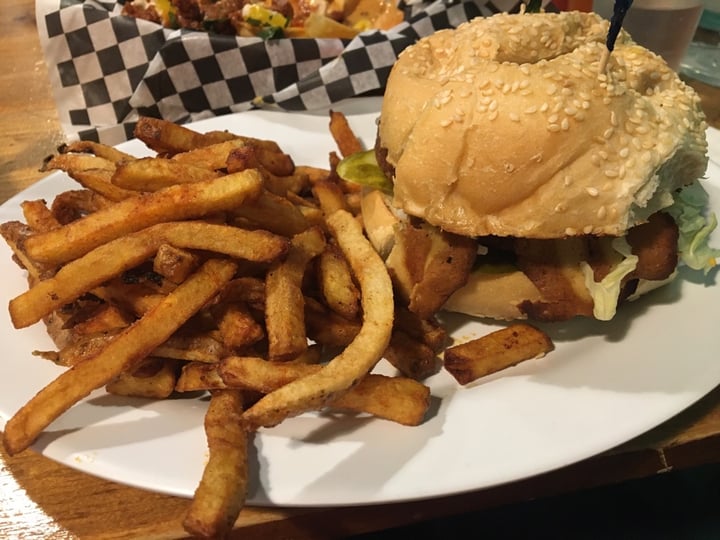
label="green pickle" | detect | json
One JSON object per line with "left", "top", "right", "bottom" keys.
{"left": 336, "top": 150, "right": 393, "bottom": 194}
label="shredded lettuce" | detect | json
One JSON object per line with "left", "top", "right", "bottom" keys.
{"left": 665, "top": 182, "right": 720, "bottom": 274}
{"left": 581, "top": 237, "right": 638, "bottom": 321}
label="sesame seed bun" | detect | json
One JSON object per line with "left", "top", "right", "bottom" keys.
{"left": 378, "top": 11, "right": 708, "bottom": 239}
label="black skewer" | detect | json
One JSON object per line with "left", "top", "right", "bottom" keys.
{"left": 526, "top": 0, "right": 543, "bottom": 13}
{"left": 599, "top": 0, "right": 634, "bottom": 72}
{"left": 606, "top": 0, "right": 634, "bottom": 53}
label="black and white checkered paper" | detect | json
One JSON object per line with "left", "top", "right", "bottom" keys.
{"left": 36, "top": 0, "right": 541, "bottom": 144}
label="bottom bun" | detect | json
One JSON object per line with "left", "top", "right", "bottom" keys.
{"left": 443, "top": 268, "right": 542, "bottom": 321}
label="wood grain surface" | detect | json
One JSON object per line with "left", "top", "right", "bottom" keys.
{"left": 2, "top": 0, "right": 720, "bottom": 538}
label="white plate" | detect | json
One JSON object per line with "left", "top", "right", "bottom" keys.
{"left": 1, "top": 98, "right": 719, "bottom": 506}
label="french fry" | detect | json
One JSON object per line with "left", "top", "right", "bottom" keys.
{"left": 69, "top": 303, "right": 133, "bottom": 336}
{"left": 312, "top": 179, "right": 348, "bottom": 216}
{"left": 444, "top": 323, "right": 555, "bottom": 385}
{"left": 183, "top": 389, "right": 248, "bottom": 539}
{"left": 316, "top": 243, "right": 360, "bottom": 321}
{"left": 24, "top": 170, "right": 264, "bottom": 265}
{"left": 10, "top": 221, "right": 288, "bottom": 328}
{"left": 384, "top": 330, "right": 440, "bottom": 380}
{"left": 220, "top": 277, "right": 267, "bottom": 312}
{"left": 59, "top": 140, "right": 134, "bottom": 163}
{"left": 105, "top": 357, "right": 178, "bottom": 399}
{"left": 0, "top": 221, "right": 52, "bottom": 282}
{"left": 215, "top": 303, "right": 265, "bottom": 351}
{"left": 221, "top": 356, "right": 430, "bottom": 425}
{"left": 44, "top": 153, "right": 138, "bottom": 202}
{"left": 329, "top": 110, "right": 364, "bottom": 158}
{"left": 50, "top": 189, "right": 113, "bottom": 224}
{"left": 134, "top": 116, "right": 239, "bottom": 155}
{"left": 3, "top": 258, "right": 238, "bottom": 455}
{"left": 329, "top": 374, "right": 430, "bottom": 426}
{"left": 243, "top": 209, "right": 394, "bottom": 429}
{"left": 153, "top": 243, "right": 199, "bottom": 284}
{"left": 225, "top": 142, "right": 296, "bottom": 177}
{"left": 305, "top": 296, "right": 361, "bottom": 347}
{"left": 264, "top": 227, "right": 326, "bottom": 361}
{"left": 154, "top": 333, "right": 225, "bottom": 364}
{"left": 93, "top": 280, "right": 165, "bottom": 317}
{"left": 294, "top": 165, "right": 332, "bottom": 185}
{"left": 233, "top": 190, "right": 309, "bottom": 237}
{"left": 112, "top": 157, "right": 220, "bottom": 191}
{"left": 176, "top": 362, "right": 228, "bottom": 393}
{"left": 20, "top": 200, "right": 60, "bottom": 233}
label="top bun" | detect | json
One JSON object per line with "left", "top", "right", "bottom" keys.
{"left": 378, "top": 11, "right": 708, "bottom": 238}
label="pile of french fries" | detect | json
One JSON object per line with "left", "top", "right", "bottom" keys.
{"left": 0, "top": 112, "right": 448, "bottom": 538}
{"left": 1, "top": 110, "right": 555, "bottom": 537}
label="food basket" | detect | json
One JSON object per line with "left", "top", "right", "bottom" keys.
{"left": 36, "top": 0, "right": 547, "bottom": 143}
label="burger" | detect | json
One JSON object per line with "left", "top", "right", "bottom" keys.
{"left": 341, "top": 10, "right": 718, "bottom": 322}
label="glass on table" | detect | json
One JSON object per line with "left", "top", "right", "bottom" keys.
{"left": 593, "top": 0, "right": 704, "bottom": 71}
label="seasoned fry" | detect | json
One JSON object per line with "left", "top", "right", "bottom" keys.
{"left": 183, "top": 389, "right": 248, "bottom": 539}
{"left": 0, "top": 221, "right": 52, "bottom": 281}
{"left": 384, "top": 330, "right": 440, "bottom": 380}
{"left": 21, "top": 200, "right": 60, "bottom": 233}
{"left": 221, "top": 356, "right": 430, "bottom": 425}
{"left": 225, "top": 142, "right": 296, "bottom": 177}
{"left": 70, "top": 304, "right": 132, "bottom": 336}
{"left": 112, "top": 157, "right": 220, "bottom": 191}
{"left": 134, "top": 116, "right": 238, "bottom": 155}
{"left": 316, "top": 243, "right": 360, "bottom": 320}
{"left": 176, "top": 362, "right": 228, "bottom": 392}
{"left": 44, "top": 153, "right": 138, "bottom": 202}
{"left": 215, "top": 303, "right": 265, "bottom": 351}
{"left": 3, "top": 258, "right": 238, "bottom": 455}
{"left": 264, "top": 227, "right": 326, "bottom": 361}
{"left": 233, "top": 190, "right": 309, "bottom": 237}
{"left": 24, "top": 170, "right": 264, "bottom": 265}
{"left": 312, "top": 179, "right": 348, "bottom": 216}
{"left": 329, "top": 110, "right": 363, "bottom": 158}
{"left": 153, "top": 243, "right": 199, "bottom": 284}
{"left": 105, "top": 357, "right": 177, "bottom": 399}
{"left": 59, "top": 140, "right": 134, "bottom": 163}
{"left": 243, "top": 209, "right": 394, "bottom": 429}
{"left": 155, "top": 333, "right": 225, "bottom": 364}
{"left": 10, "top": 222, "right": 288, "bottom": 328}
{"left": 444, "top": 324, "right": 555, "bottom": 385}
{"left": 50, "top": 189, "right": 113, "bottom": 224}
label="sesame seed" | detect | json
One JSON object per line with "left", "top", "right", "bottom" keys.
{"left": 547, "top": 123, "right": 561, "bottom": 132}
{"left": 509, "top": 112, "right": 520, "bottom": 122}
{"left": 561, "top": 118, "right": 570, "bottom": 131}
{"left": 488, "top": 110, "right": 498, "bottom": 121}
{"left": 565, "top": 227, "right": 577, "bottom": 236}
{"left": 440, "top": 118, "right": 452, "bottom": 128}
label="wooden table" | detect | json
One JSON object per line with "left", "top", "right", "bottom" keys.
{"left": 2, "top": 1, "right": 720, "bottom": 538}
